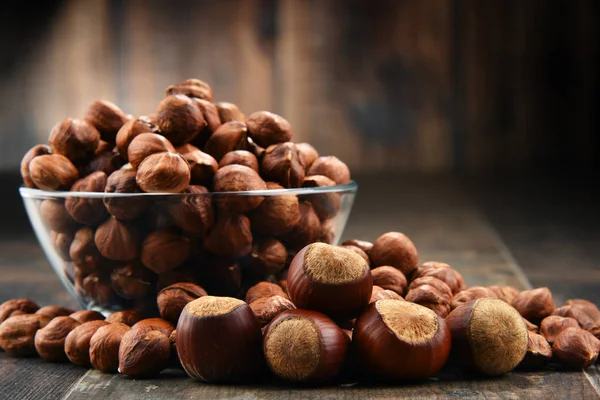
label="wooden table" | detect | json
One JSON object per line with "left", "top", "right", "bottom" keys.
{"left": 1, "top": 174, "right": 599, "bottom": 399}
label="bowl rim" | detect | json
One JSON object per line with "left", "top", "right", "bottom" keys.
{"left": 19, "top": 181, "right": 358, "bottom": 199}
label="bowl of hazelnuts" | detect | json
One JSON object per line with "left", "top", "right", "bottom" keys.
{"left": 19, "top": 78, "right": 357, "bottom": 316}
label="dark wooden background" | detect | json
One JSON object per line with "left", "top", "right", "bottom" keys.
{"left": 0, "top": 0, "right": 598, "bottom": 172}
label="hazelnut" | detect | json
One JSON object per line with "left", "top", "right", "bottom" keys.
{"left": 245, "top": 282, "right": 288, "bottom": 304}
{"left": 89, "top": 322, "right": 130, "bottom": 372}
{"left": 302, "top": 175, "right": 341, "bottom": 220}
{"left": 110, "top": 263, "right": 153, "bottom": 300}
{"left": 540, "top": 315, "right": 581, "bottom": 343}
{"left": 203, "top": 214, "right": 253, "bottom": 258}
{"left": 451, "top": 286, "right": 497, "bottom": 310}
{"left": 0, "top": 314, "right": 51, "bottom": 356}
{"left": 369, "top": 285, "right": 403, "bottom": 303}
{"left": 20, "top": 144, "right": 51, "bottom": 188}
{"left": 136, "top": 152, "right": 191, "bottom": 193}
{"left": 405, "top": 283, "right": 452, "bottom": 318}
{"left": 115, "top": 116, "right": 159, "bottom": 159}
{"left": 307, "top": 156, "right": 350, "bottom": 185}
{"left": 566, "top": 299, "right": 600, "bottom": 312}
{"left": 354, "top": 300, "right": 450, "bottom": 381}
{"left": 104, "top": 168, "right": 148, "bottom": 220}
{"left": 118, "top": 329, "right": 171, "bottom": 377}
{"left": 35, "top": 305, "right": 75, "bottom": 320}
{"left": 552, "top": 305, "right": 600, "bottom": 331}
{"left": 341, "top": 245, "right": 370, "bottom": 266}
{"left": 179, "top": 147, "right": 218, "bottom": 186}
{"left": 40, "top": 200, "right": 78, "bottom": 233}
{"left": 34, "top": 316, "right": 81, "bottom": 361}
{"left": 190, "top": 99, "right": 222, "bottom": 148}
{"left": 127, "top": 132, "right": 176, "bottom": 169}
{"left": 219, "top": 150, "right": 259, "bottom": 172}
{"left": 244, "top": 238, "right": 288, "bottom": 276}
{"left": 140, "top": 230, "right": 191, "bottom": 274}
{"left": 370, "top": 232, "right": 418, "bottom": 276}
{"left": 512, "top": 287, "right": 556, "bottom": 324}
{"left": 167, "top": 185, "right": 214, "bottom": 235}
{"left": 341, "top": 239, "right": 373, "bottom": 256}
{"left": 245, "top": 111, "right": 293, "bottom": 148}
{"left": 446, "top": 298, "right": 528, "bottom": 375}
{"left": 204, "top": 121, "right": 248, "bottom": 161}
{"left": 49, "top": 118, "right": 100, "bottom": 163}
{"left": 81, "top": 144, "right": 122, "bottom": 177}
{"left": 486, "top": 285, "right": 520, "bottom": 304}
{"left": 70, "top": 310, "right": 106, "bottom": 324}
{"left": 295, "top": 142, "right": 319, "bottom": 168}
{"left": 249, "top": 182, "right": 300, "bottom": 236}
{"left": 249, "top": 295, "right": 296, "bottom": 327}
{"left": 65, "top": 171, "right": 109, "bottom": 226}
{"left": 65, "top": 320, "right": 109, "bottom": 366}
{"left": 260, "top": 142, "right": 305, "bottom": 188}
{"left": 264, "top": 309, "right": 346, "bottom": 383}
{"left": 196, "top": 257, "right": 242, "bottom": 296}
{"left": 552, "top": 327, "right": 600, "bottom": 369}
{"left": 370, "top": 266, "right": 407, "bottom": 296}
{"left": 29, "top": 154, "right": 79, "bottom": 190}
{"left": 410, "top": 277, "right": 453, "bottom": 301}
{"left": 215, "top": 102, "right": 245, "bottom": 123}
{"left": 50, "top": 230, "right": 74, "bottom": 261}
{"left": 0, "top": 299, "right": 39, "bottom": 323}
{"left": 131, "top": 318, "right": 175, "bottom": 336}
{"left": 288, "top": 243, "right": 372, "bottom": 320}
{"left": 176, "top": 296, "right": 264, "bottom": 382}
{"left": 411, "top": 262, "right": 466, "bottom": 295}
{"left": 157, "top": 282, "right": 208, "bottom": 324}
{"left": 105, "top": 311, "right": 143, "bottom": 326}
{"left": 69, "top": 227, "right": 103, "bottom": 273}
{"left": 165, "top": 78, "right": 213, "bottom": 101}
{"left": 281, "top": 202, "right": 321, "bottom": 251}
{"left": 156, "top": 94, "right": 206, "bottom": 145}
{"left": 82, "top": 273, "right": 118, "bottom": 307}
{"left": 518, "top": 331, "right": 552, "bottom": 369}
{"left": 84, "top": 100, "right": 129, "bottom": 143}
{"left": 95, "top": 218, "right": 140, "bottom": 261}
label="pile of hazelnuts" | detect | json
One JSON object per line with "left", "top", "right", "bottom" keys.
{"left": 2, "top": 232, "right": 600, "bottom": 384}
{"left": 19, "top": 78, "right": 351, "bottom": 313}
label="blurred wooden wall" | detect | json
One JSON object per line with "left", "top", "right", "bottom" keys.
{"left": 1, "top": 0, "right": 598, "bottom": 172}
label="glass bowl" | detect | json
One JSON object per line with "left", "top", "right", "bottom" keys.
{"left": 19, "top": 182, "right": 358, "bottom": 316}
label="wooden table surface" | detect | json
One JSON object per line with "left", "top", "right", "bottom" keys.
{"left": 1, "top": 174, "right": 599, "bottom": 399}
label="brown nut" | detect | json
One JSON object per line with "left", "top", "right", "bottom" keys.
{"left": 552, "top": 305, "right": 600, "bottom": 332}
{"left": 82, "top": 274, "right": 118, "bottom": 307}
{"left": 0, "top": 314, "right": 51, "bottom": 356}
{"left": 0, "top": 299, "right": 40, "bottom": 323}
{"left": 340, "top": 245, "right": 370, "bottom": 266}
{"left": 245, "top": 238, "right": 288, "bottom": 276}
{"left": 302, "top": 175, "right": 341, "bottom": 220}
{"left": 219, "top": 150, "right": 259, "bottom": 172}
{"left": 540, "top": 315, "right": 581, "bottom": 343}
{"left": 411, "top": 262, "right": 466, "bottom": 295}
{"left": 141, "top": 230, "right": 191, "bottom": 274}
{"left": 69, "top": 227, "right": 103, "bottom": 273}
{"left": 20, "top": 144, "right": 51, "bottom": 188}
{"left": 281, "top": 202, "right": 322, "bottom": 251}
{"left": 110, "top": 263, "right": 153, "bottom": 300}
{"left": 136, "top": 152, "right": 191, "bottom": 193}
{"left": 512, "top": 287, "right": 556, "bottom": 324}
{"left": 70, "top": 310, "right": 106, "bottom": 324}
{"left": 249, "top": 182, "right": 300, "bottom": 236}
{"left": 295, "top": 143, "right": 319, "bottom": 168}
{"left": 81, "top": 144, "right": 122, "bottom": 177}
{"left": 566, "top": 299, "right": 600, "bottom": 312}
{"left": 29, "top": 154, "right": 79, "bottom": 190}
{"left": 518, "top": 331, "right": 553, "bottom": 369}
{"left": 35, "top": 305, "right": 75, "bottom": 320}
{"left": 106, "top": 311, "right": 144, "bottom": 326}
{"left": 65, "top": 320, "right": 109, "bottom": 366}
{"left": 370, "top": 232, "right": 418, "bottom": 276}
{"left": 486, "top": 285, "right": 521, "bottom": 304}
{"left": 104, "top": 168, "right": 148, "bottom": 219}
{"left": 157, "top": 283, "right": 208, "bottom": 324}
{"left": 204, "top": 214, "right": 253, "bottom": 258}
{"left": 552, "top": 327, "right": 600, "bottom": 369}
{"left": 156, "top": 94, "right": 206, "bottom": 145}
{"left": 165, "top": 78, "right": 213, "bottom": 101}
{"left": 127, "top": 132, "right": 176, "bottom": 169}
{"left": 261, "top": 142, "right": 305, "bottom": 188}
{"left": 167, "top": 185, "right": 214, "bottom": 235}
{"left": 89, "top": 322, "right": 130, "bottom": 372}
{"left": 249, "top": 295, "right": 296, "bottom": 327}
{"left": 65, "top": 171, "right": 109, "bottom": 226}
{"left": 51, "top": 230, "right": 74, "bottom": 261}
{"left": 84, "top": 100, "right": 129, "bottom": 143}
{"left": 213, "top": 164, "right": 267, "bottom": 213}
{"left": 341, "top": 239, "right": 373, "bottom": 256}
{"left": 245, "top": 282, "right": 289, "bottom": 304}
{"left": 178, "top": 146, "right": 218, "bottom": 186}
{"left": 405, "top": 284, "right": 452, "bottom": 318}
{"left": 371, "top": 266, "right": 407, "bottom": 296}
{"left": 215, "top": 102, "right": 245, "bottom": 123}
{"left": 190, "top": 99, "right": 222, "bottom": 148}
{"left": 131, "top": 318, "right": 175, "bottom": 336}
{"left": 115, "top": 116, "right": 159, "bottom": 159}
{"left": 451, "top": 286, "right": 497, "bottom": 310}
{"left": 204, "top": 121, "right": 248, "bottom": 161}
{"left": 95, "top": 218, "right": 140, "bottom": 261}
{"left": 40, "top": 200, "right": 78, "bottom": 233}
{"left": 369, "top": 285, "right": 404, "bottom": 303}
{"left": 49, "top": 118, "right": 100, "bottom": 163}
{"left": 246, "top": 111, "right": 293, "bottom": 148}
{"left": 118, "top": 329, "right": 171, "bottom": 377}
{"left": 34, "top": 316, "right": 81, "bottom": 361}
{"left": 307, "top": 156, "right": 350, "bottom": 185}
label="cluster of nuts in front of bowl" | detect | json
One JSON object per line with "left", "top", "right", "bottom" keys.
{"left": 2, "top": 233, "right": 600, "bottom": 384}
{"left": 20, "top": 78, "right": 351, "bottom": 312}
